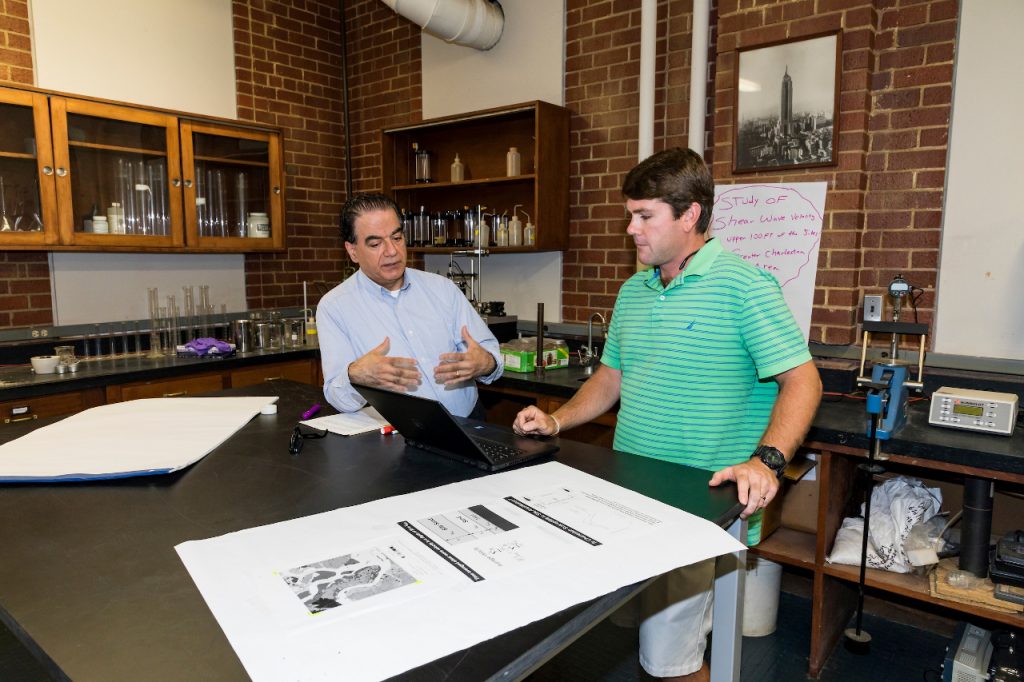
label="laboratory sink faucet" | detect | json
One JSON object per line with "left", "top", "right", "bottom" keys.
{"left": 582, "top": 312, "right": 607, "bottom": 372}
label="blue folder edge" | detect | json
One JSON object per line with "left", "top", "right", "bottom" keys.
{"left": 0, "top": 468, "right": 176, "bottom": 483}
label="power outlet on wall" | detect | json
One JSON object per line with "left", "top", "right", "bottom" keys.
{"left": 864, "top": 295, "right": 883, "bottom": 323}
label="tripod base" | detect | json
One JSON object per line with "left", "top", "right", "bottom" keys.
{"left": 843, "top": 627, "right": 872, "bottom": 654}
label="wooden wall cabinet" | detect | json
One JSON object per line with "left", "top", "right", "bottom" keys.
{"left": 381, "top": 101, "right": 570, "bottom": 253}
{"left": 0, "top": 85, "right": 285, "bottom": 253}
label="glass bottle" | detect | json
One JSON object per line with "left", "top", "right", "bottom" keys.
{"left": 414, "top": 145, "right": 432, "bottom": 183}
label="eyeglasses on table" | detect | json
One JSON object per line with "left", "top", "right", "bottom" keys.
{"left": 288, "top": 425, "right": 328, "bottom": 455}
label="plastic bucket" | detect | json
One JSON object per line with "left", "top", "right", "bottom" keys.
{"left": 742, "top": 556, "right": 783, "bottom": 637}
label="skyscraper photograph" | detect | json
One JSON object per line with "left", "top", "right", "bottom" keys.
{"left": 733, "top": 32, "right": 840, "bottom": 172}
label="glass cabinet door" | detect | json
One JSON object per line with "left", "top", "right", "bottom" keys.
{"left": 0, "top": 88, "right": 59, "bottom": 246}
{"left": 49, "top": 98, "right": 184, "bottom": 248}
{"left": 180, "top": 120, "right": 284, "bottom": 251}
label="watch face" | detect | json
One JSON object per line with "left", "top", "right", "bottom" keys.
{"left": 756, "top": 446, "right": 786, "bottom": 476}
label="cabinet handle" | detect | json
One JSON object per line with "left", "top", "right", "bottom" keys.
{"left": 162, "top": 391, "right": 188, "bottom": 397}
{"left": 4, "top": 415, "right": 39, "bottom": 424}
{"left": 172, "top": 178, "right": 181, "bottom": 187}
{"left": 262, "top": 376, "right": 283, "bottom": 382}
{"left": 183, "top": 179, "right": 193, "bottom": 188}
{"left": 273, "top": 186, "right": 281, "bottom": 195}
{"left": 56, "top": 167, "right": 67, "bottom": 177}
{"left": 42, "top": 166, "right": 54, "bottom": 176}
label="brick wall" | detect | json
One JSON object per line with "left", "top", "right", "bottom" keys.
{"left": 565, "top": 0, "right": 956, "bottom": 344}
{"left": 0, "top": 0, "right": 959, "bottom": 345}
{"left": 0, "top": 0, "right": 51, "bottom": 328}
{"left": 564, "top": 0, "right": 709, "bottom": 323}
{"left": 711, "top": 0, "right": 955, "bottom": 345}
{"left": 236, "top": 0, "right": 421, "bottom": 310}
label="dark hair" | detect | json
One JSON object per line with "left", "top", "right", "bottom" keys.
{"left": 339, "top": 193, "right": 401, "bottom": 243}
{"left": 621, "top": 148, "right": 714, "bottom": 234}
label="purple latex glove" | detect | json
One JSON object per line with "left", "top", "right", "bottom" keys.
{"left": 185, "top": 337, "right": 234, "bottom": 356}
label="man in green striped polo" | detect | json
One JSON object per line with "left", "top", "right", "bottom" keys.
{"left": 512, "top": 147, "right": 821, "bottom": 682}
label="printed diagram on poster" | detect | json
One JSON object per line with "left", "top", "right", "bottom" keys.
{"left": 712, "top": 182, "right": 826, "bottom": 339}
{"left": 176, "top": 462, "right": 743, "bottom": 682}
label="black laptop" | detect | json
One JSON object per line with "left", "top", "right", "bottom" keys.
{"left": 353, "top": 384, "right": 559, "bottom": 471}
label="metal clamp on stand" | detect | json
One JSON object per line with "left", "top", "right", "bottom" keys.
{"left": 846, "top": 274, "right": 929, "bottom": 654}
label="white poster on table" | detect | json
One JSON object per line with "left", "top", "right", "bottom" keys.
{"left": 712, "top": 182, "right": 826, "bottom": 339}
{"left": 176, "top": 461, "right": 743, "bottom": 682}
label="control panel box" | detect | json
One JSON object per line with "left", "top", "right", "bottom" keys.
{"left": 928, "top": 386, "right": 1018, "bottom": 436}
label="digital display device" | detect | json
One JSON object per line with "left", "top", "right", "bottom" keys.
{"left": 952, "top": 403, "right": 984, "bottom": 417}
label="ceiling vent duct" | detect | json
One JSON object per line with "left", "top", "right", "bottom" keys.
{"left": 380, "top": 0, "right": 504, "bottom": 51}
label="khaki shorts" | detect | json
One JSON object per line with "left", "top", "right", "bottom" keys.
{"left": 637, "top": 558, "right": 716, "bottom": 678}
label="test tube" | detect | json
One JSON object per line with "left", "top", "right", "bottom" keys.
{"left": 235, "top": 172, "right": 248, "bottom": 237}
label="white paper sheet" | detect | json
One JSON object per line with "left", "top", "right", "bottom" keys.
{"left": 299, "top": 407, "right": 388, "bottom": 436}
{"left": 0, "top": 396, "right": 277, "bottom": 481}
{"left": 176, "top": 461, "right": 744, "bottom": 682}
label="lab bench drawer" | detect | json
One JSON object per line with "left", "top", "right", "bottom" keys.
{"left": 229, "top": 359, "right": 315, "bottom": 388}
{"left": 107, "top": 373, "right": 225, "bottom": 402}
{"left": 0, "top": 388, "right": 105, "bottom": 425}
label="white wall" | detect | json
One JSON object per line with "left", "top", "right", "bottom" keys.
{"left": 29, "top": 0, "right": 246, "bottom": 323}
{"left": 934, "top": 0, "right": 1024, "bottom": 361}
{"left": 421, "top": 0, "right": 566, "bottom": 321}
{"left": 421, "top": 0, "right": 565, "bottom": 118}
{"left": 31, "top": 0, "right": 237, "bottom": 117}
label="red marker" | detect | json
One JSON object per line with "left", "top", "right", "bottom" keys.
{"left": 380, "top": 425, "right": 397, "bottom": 435}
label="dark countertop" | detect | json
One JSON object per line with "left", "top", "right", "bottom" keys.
{"left": 0, "top": 345, "right": 320, "bottom": 400}
{"left": 494, "top": 367, "right": 1024, "bottom": 479}
{"left": 0, "top": 381, "right": 742, "bottom": 682}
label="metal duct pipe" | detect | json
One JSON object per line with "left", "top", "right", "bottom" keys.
{"left": 688, "top": 0, "right": 710, "bottom": 153}
{"left": 380, "top": 0, "right": 504, "bottom": 51}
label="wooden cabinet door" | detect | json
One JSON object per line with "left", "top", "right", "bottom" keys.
{"left": 179, "top": 120, "right": 284, "bottom": 252}
{"left": 50, "top": 97, "right": 185, "bottom": 249}
{"left": 0, "top": 87, "right": 60, "bottom": 248}
{"left": 109, "top": 373, "right": 224, "bottom": 402}
{"left": 230, "top": 360, "right": 314, "bottom": 388}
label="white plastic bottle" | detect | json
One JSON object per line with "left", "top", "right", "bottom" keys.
{"left": 523, "top": 220, "right": 536, "bottom": 246}
{"left": 450, "top": 154, "right": 464, "bottom": 182}
{"left": 92, "top": 215, "right": 109, "bottom": 234}
{"left": 506, "top": 146, "right": 520, "bottom": 176}
{"left": 508, "top": 211, "right": 523, "bottom": 246}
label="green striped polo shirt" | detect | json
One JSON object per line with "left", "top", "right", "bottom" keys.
{"left": 602, "top": 238, "right": 811, "bottom": 471}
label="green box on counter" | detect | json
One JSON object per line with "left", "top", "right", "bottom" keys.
{"left": 500, "top": 340, "right": 569, "bottom": 373}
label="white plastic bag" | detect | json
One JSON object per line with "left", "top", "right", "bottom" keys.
{"left": 826, "top": 476, "right": 942, "bottom": 573}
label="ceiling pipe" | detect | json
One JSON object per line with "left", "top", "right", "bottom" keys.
{"left": 380, "top": 0, "right": 504, "bottom": 51}
{"left": 688, "top": 0, "right": 710, "bottom": 155}
{"left": 638, "top": 0, "right": 656, "bottom": 162}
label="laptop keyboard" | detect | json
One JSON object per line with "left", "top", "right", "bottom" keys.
{"left": 471, "top": 437, "right": 527, "bottom": 462}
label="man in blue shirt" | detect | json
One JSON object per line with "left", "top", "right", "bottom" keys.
{"left": 318, "top": 193, "right": 502, "bottom": 418}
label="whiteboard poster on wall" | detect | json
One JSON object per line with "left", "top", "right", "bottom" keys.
{"left": 711, "top": 182, "right": 826, "bottom": 340}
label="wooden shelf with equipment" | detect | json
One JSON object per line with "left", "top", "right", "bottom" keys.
{"left": 381, "top": 101, "right": 569, "bottom": 253}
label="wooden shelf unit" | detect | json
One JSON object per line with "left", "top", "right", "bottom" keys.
{"left": 749, "top": 447, "right": 1024, "bottom": 677}
{"left": 381, "top": 101, "right": 570, "bottom": 252}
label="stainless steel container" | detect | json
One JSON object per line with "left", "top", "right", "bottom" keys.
{"left": 232, "top": 319, "right": 255, "bottom": 352}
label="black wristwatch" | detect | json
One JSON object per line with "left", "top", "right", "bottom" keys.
{"left": 752, "top": 445, "right": 787, "bottom": 479}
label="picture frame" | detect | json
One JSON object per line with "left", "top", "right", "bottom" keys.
{"left": 732, "top": 30, "right": 842, "bottom": 173}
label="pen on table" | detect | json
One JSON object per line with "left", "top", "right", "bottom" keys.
{"left": 301, "top": 404, "right": 321, "bottom": 420}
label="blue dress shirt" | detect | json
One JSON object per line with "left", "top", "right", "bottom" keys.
{"left": 318, "top": 269, "right": 503, "bottom": 417}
